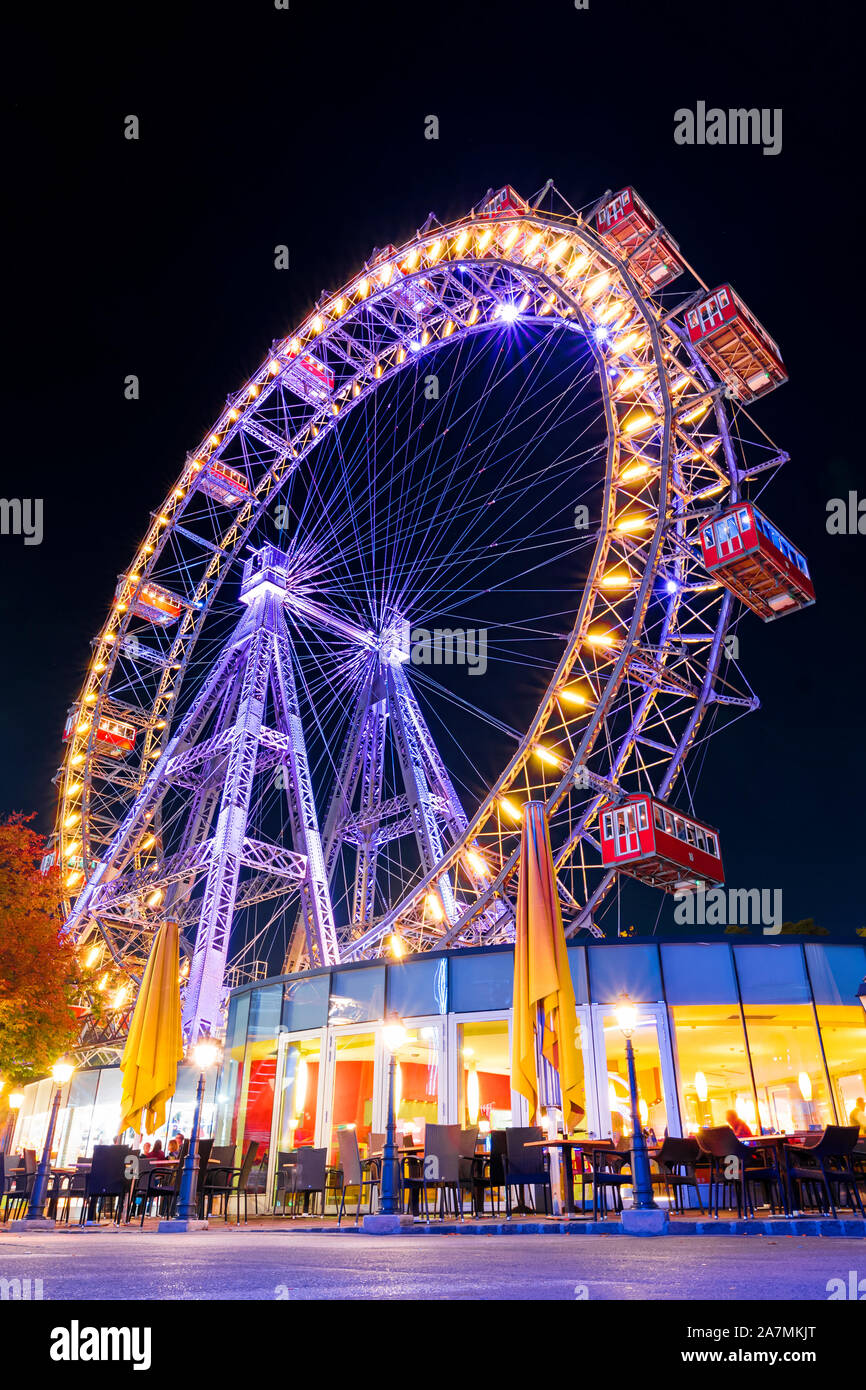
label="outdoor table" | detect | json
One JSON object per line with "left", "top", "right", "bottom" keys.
{"left": 45, "top": 1167, "right": 79, "bottom": 1219}
{"left": 741, "top": 1134, "right": 794, "bottom": 1215}
{"left": 396, "top": 1146, "right": 424, "bottom": 1215}
{"left": 525, "top": 1137, "right": 615, "bottom": 1217}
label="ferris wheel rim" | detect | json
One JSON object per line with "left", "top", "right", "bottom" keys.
{"left": 59, "top": 190, "right": 747, "bottom": 972}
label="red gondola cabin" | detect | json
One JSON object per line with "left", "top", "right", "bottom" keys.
{"left": 198, "top": 459, "right": 249, "bottom": 507}
{"left": 699, "top": 502, "right": 814, "bottom": 621}
{"left": 595, "top": 188, "right": 684, "bottom": 293}
{"left": 480, "top": 185, "right": 528, "bottom": 218}
{"left": 684, "top": 286, "right": 787, "bottom": 402}
{"left": 283, "top": 347, "right": 335, "bottom": 404}
{"left": 63, "top": 712, "right": 137, "bottom": 754}
{"left": 599, "top": 794, "right": 723, "bottom": 893}
{"left": 117, "top": 579, "right": 184, "bottom": 625}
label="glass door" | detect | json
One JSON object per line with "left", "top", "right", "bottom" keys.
{"left": 321, "top": 1025, "right": 379, "bottom": 1168}
{"left": 591, "top": 1003, "right": 680, "bottom": 1141}
{"left": 613, "top": 805, "right": 640, "bottom": 858}
{"left": 374, "top": 1018, "right": 445, "bottom": 1146}
{"left": 453, "top": 1016, "right": 512, "bottom": 1133}
{"left": 267, "top": 1029, "right": 325, "bottom": 1207}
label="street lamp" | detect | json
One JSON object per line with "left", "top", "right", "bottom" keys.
{"left": 22, "top": 1059, "right": 75, "bottom": 1223}
{"left": 614, "top": 994, "right": 657, "bottom": 1211}
{"left": 174, "top": 1037, "right": 222, "bottom": 1224}
{"left": 380, "top": 1014, "right": 407, "bottom": 1215}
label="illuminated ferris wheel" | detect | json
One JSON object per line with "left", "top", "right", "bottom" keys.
{"left": 52, "top": 181, "right": 813, "bottom": 1057}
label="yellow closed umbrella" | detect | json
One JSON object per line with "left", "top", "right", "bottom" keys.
{"left": 119, "top": 920, "right": 185, "bottom": 1136}
{"left": 511, "top": 802, "right": 583, "bottom": 1124}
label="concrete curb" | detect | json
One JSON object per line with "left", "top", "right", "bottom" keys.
{"left": 266, "top": 1217, "right": 866, "bottom": 1238}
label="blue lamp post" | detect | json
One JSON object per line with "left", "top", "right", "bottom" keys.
{"left": 614, "top": 994, "right": 657, "bottom": 1210}
{"left": 379, "top": 1015, "right": 407, "bottom": 1215}
{"left": 22, "top": 1060, "right": 75, "bottom": 1222}
{"left": 173, "top": 1038, "right": 221, "bottom": 1224}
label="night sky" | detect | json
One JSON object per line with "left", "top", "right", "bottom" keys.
{"left": 3, "top": 0, "right": 862, "bottom": 940}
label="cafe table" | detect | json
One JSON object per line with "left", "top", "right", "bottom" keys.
{"left": 523, "top": 1136, "right": 610, "bottom": 1217}
{"left": 739, "top": 1133, "right": 795, "bottom": 1215}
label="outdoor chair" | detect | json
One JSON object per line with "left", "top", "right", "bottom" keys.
{"left": 197, "top": 1137, "right": 214, "bottom": 1169}
{"left": 125, "top": 1156, "right": 154, "bottom": 1225}
{"left": 275, "top": 1149, "right": 299, "bottom": 1215}
{"left": 651, "top": 1136, "right": 705, "bottom": 1214}
{"left": 471, "top": 1130, "right": 508, "bottom": 1216}
{"left": 224, "top": 1140, "right": 260, "bottom": 1223}
{"left": 587, "top": 1143, "right": 632, "bottom": 1219}
{"left": 697, "top": 1125, "right": 784, "bottom": 1219}
{"left": 281, "top": 1146, "right": 328, "bottom": 1218}
{"left": 128, "top": 1141, "right": 188, "bottom": 1224}
{"left": 785, "top": 1126, "right": 864, "bottom": 1219}
{"left": 200, "top": 1145, "right": 236, "bottom": 1219}
{"left": 336, "top": 1128, "right": 379, "bottom": 1226}
{"left": 54, "top": 1163, "right": 89, "bottom": 1224}
{"left": 503, "top": 1127, "right": 553, "bottom": 1219}
{"left": 458, "top": 1125, "right": 480, "bottom": 1213}
{"left": 366, "top": 1132, "right": 386, "bottom": 1181}
{"left": 0, "top": 1155, "right": 33, "bottom": 1222}
{"left": 402, "top": 1124, "right": 465, "bottom": 1220}
{"left": 79, "top": 1144, "right": 132, "bottom": 1224}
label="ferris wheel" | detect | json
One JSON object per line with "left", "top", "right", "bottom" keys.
{"left": 52, "top": 180, "right": 809, "bottom": 1055}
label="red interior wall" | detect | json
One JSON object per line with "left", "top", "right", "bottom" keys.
{"left": 243, "top": 1059, "right": 276, "bottom": 1143}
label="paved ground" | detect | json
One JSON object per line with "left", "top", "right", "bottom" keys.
{"left": 1, "top": 1227, "right": 863, "bottom": 1299}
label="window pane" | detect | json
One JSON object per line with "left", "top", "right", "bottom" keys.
{"left": 742, "top": 1005, "right": 833, "bottom": 1133}
{"left": 234, "top": 986, "right": 282, "bottom": 1169}
{"left": 589, "top": 945, "right": 662, "bottom": 1002}
{"left": 662, "top": 945, "right": 737, "bottom": 1004}
{"left": 84, "top": 1069, "right": 123, "bottom": 1154}
{"left": 162, "top": 1065, "right": 218, "bottom": 1151}
{"left": 567, "top": 946, "right": 589, "bottom": 1005}
{"left": 450, "top": 951, "right": 513, "bottom": 1012}
{"left": 815, "top": 1005, "right": 866, "bottom": 1134}
{"left": 278, "top": 1036, "right": 322, "bottom": 1153}
{"left": 249, "top": 985, "right": 283, "bottom": 1040}
{"left": 601, "top": 1010, "right": 667, "bottom": 1141}
{"left": 329, "top": 967, "right": 385, "bottom": 1024}
{"left": 282, "top": 974, "right": 329, "bottom": 1032}
{"left": 734, "top": 946, "right": 810, "bottom": 1004}
{"left": 328, "top": 1032, "right": 376, "bottom": 1165}
{"left": 394, "top": 1027, "right": 441, "bottom": 1145}
{"left": 215, "top": 991, "right": 250, "bottom": 1146}
{"left": 56, "top": 1070, "right": 99, "bottom": 1164}
{"left": 387, "top": 957, "right": 447, "bottom": 1017}
{"left": 805, "top": 944, "right": 866, "bottom": 1005}
{"left": 458, "top": 1020, "right": 512, "bottom": 1131}
{"left": 671, "top": 1005, "right": 752, "bottom": 1133}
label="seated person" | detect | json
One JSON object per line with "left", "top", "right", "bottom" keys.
{"left": 725, "top": 1108, "right": 752, "bottom": 1139}
{"left": 848, "top": 1097, "right": 866, "bottom": 1135}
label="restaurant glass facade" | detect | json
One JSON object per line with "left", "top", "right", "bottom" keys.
{"left": 9, "top": 1063, "right": 217, "bottom": 1165}
{"left": 8, "top": 941, "right": 864, "bottom": 1198}
{"left": 209, "top": 939, "right": 864, "bottom": 1203}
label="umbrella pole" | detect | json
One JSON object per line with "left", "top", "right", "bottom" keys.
{"left": 536, "top": 1008, "right": 563, "bottom": 1218}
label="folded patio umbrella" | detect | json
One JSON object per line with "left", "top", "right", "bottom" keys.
{"left": 119, "top": 919, "right": 185, "bottom": 1135}
{"left": 511, "top": 802, "right": 583, "bottom": 1124}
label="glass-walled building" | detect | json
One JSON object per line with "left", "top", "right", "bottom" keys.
{"left": 214, "top": 939, "right": 865, "bottom": 1200}
{"left": 7, "top": 940, "right": 864, "bottom": 1202}
{"left": 8, "top": 1064, "right": 218, "bottom": 1167}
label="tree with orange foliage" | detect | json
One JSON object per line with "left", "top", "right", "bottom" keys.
{"left": 0, "top": 814, "right": 80, "bottom": 1086}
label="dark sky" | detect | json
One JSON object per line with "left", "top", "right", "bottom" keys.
{"left": 3, "top": 0, "right": 863, "bottom": 940}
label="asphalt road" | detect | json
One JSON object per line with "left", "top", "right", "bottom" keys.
{"left": 1, "top": 1229, "right": 863, "bottom": 1300}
